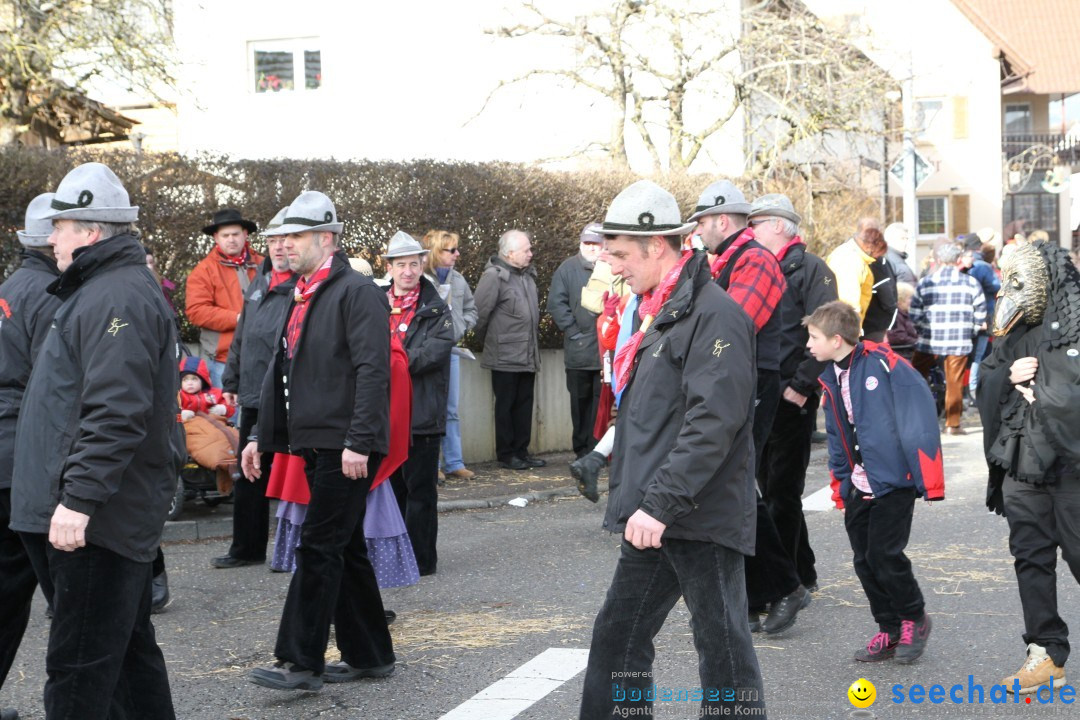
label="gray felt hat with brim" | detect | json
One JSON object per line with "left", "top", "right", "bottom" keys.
{"left": 39, "top": 162, "right": 138, "bottom": 223}
{"left": 601, "top": 180, "right": 696, "bottom": 237}
{"left": 580, "top": 222, "right": 604, "bottom": 244}
{"left": 747, "top": 193, "right": 802, "bottom": 225}
{"left": 17, "top": 193, "right": 55, "bottom": 247}
{"left": 262, "top": 191, "right": 343, "bottom": 236}
{"left": 263, "top": 206, "right": 290, "bottom": 233}
{"left": 381, "top": 231, "right": 429, "bottom": 259}
{"left": 687, "top": 180, "right": 752, "bottom": 222}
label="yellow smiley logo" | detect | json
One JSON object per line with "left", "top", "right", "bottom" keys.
{"left": 848, "top": 678, "right": 876, "bottom": 708}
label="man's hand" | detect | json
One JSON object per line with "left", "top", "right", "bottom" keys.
{"left": 1010, "top": 357, "right": 1038, "bottom": 384}
{"left": 50, "top": 504, "right": 90, "bottom": 551}
{"left": 342, "top": 449, "right": 369, "bottom": 480}
{"left": 782, "top": 386, "right": 808, "bottom": 408}
{"left": 624, "top": 509, "right": 666, "bottom": 550}
{"left": 222, "top": 392, "right": 238, "bottom": 408}
{"left": 241, "top": 441, "right": 261, "bottom": 480}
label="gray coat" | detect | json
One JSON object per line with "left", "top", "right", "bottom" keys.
{"left": 427, "top": 268, "right": 477, "bottom": 343}
{"left": 546, "top": 254, "right": 601, "bottom": 371}
{"left": 473, "top": 255, "right": 540, "bottom": 373}
{"left": 885, "top": 247, "right": 917, "bottom": 285}
{"left": 603, "top": 252, "right": 758, "bottom": 554}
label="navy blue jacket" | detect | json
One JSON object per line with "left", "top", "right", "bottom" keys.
{"left": 819, "top": 341, "right": 945, "bottom": 508}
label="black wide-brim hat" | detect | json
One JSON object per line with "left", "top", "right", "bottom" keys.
{"left": 203, "top": 208, "right": 257, "bottom": 236}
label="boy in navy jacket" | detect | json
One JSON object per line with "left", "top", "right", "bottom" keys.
{"left": 806, "top": 300, "right": 944, "bottom": 664}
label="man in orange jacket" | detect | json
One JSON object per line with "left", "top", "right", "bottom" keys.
{"left": 186, "top": 208, "right": 263, "bottom": 388}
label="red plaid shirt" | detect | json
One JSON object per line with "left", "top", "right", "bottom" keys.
{"left": 285, "top": 257, "right": 333, "bottom": 358}
{"left": 711, "top": 228, "right": 786, "bottom": 333}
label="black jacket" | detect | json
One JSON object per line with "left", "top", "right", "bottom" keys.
{"left": 603, "top": 252, "right": 758, "bottom": 554}
{"left": 397, "top": 276, "right": 455, "bottom": 436}
{"left": 10, "top": 235, "right": 180, "bottom": 563}
{"left": 862, "top": 257, "right": 898, "bottom": 338}
{"left": 257, "top": 252, "right": 390, "bottom": 455}
{"left": 775, "top": 242, "right": 838, "bottom": 396}
{"left": 0, "top": 250, "right": 62, "bottom": 490}
{"left": 222, "top": 258, "right": 297, "bottom": 410}
{"left": 547, "top": 254, "right": 601, "bottom": 370}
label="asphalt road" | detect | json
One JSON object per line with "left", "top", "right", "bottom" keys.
{"left": 4, "top": 419, "right": 1079, "bottom": 719}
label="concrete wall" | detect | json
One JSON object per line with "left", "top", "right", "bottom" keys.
{"left": 458, "top": 350, "right": 574, "bottom": 463}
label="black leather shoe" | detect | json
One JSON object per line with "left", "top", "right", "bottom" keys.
{"left": 569, "top": 451, "right": 605, "bottom": 503}
{"left": 211, "top": 555, "right": 261, "bottom": 569}
{"left": 762, "top": 585, "right": 809, "bottom": 634}
{"left": 498, "top": 457, "right": 529, "bottom": 470}
{"left": 151, "top": 571, "right": 170, "bottom": 614}
{"left": 2, "top": 707, "right": 20, "bottom": 720}
{"left": 519, "top": 455, "right": 547, "bottom": 468}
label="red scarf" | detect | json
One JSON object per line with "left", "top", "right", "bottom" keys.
{"left": 268, "top": 269, "right": 294, "bottom": 290}
{"left": 217, "top": 243, "right": 253, "bottom": 268}
{"left": 709, "top": 227, "right": 756, "bottom": 279}
{"left": 387, "top": 284, "right": 421, "bottom": 343}
{"left": 285, "top": 257, "right": 333, "bottom": 358}
{"left": 612, "top": 251, "right": 692, "bottom": 393}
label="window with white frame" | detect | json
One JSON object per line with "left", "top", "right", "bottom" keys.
{"left": 249, "top": 38, "right": 321, "bottom": 94}
{"left": 917, "top": 197, "right": 947, "bottom": 236}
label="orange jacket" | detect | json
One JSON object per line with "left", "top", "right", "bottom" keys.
{"left": 185, "top": 245, "right": 262, "bottom": 362}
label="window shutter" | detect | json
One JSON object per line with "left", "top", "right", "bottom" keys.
{"left": 951, "top": 194, "right": 970, "bottom": 236}
{"left": 953, "top": 96, "right": 968, "bottom": 139}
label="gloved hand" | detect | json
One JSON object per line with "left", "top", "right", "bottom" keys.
{"left": 210, "top": 404, "right": 227, "bottom": 416}
{"left": 986, "top": 477, "right": 1006, "bottom": 517}
{"left": 603, "top": 291, "right": 620, "bottom": 318}
{"left": 180, "top": 409, "right": 195, "bottom": 421}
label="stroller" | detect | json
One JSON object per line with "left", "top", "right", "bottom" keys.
{"left": 167, "top": 412, "right": 241, "bottom": 521}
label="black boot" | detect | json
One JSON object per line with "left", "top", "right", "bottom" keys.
{"left": 569, "top": 451, "right": 605, "bottom": 503}
{"left": 151, "top": 570, "right": 170, "bottom": 614}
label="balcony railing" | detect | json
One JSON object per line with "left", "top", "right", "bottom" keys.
{"left": 1003, "top": 132, "right": 1080, "bottom": 167}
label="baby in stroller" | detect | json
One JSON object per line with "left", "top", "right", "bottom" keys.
{"left": 177, "top": 357, "right": 240, "bottom": 499}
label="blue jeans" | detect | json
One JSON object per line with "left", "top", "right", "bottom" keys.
{"left": 206, "top": 359, "right": 226, "bottom": 391}
{"left": 441, "top": 354, "right": 465, "bottom": 472}
{"left": 579, "top": 539, "right": 766, "bottom": 718}
{"left": 969, "top": 334, "right": 989, "bottom": 397}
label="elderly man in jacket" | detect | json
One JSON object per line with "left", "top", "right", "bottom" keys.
{"left": 0, "top": 194, "right": 64, "bottom": 720}
{"left": 212, "top": 207, "right": 297, "bottom": 569}
{"left": 244, "top": 191, "right": 395, "bottom": 691}
{"left": 10, "top": 163, "right": 179, "bottom": 719}
{"left": 474, "top": 229, "right": 544, "bottom": 470}
{"left": 547, "top": 223, "right": 604, "bottom": 459}
{"left": 384, "top": 232, "right": 455, "bottom": 576}
{"left": 186, "top": 208, "right": 263, "bottom": 389}
{"left": 579, "top": 180, "right": 764, "bottom": 718}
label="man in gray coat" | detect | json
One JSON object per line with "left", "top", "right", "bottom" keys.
{"left": 547, "top": 223, "right": 603, "bottom": 458}
{"left": 474, "top": 229, "right": 543, "bottom": 470}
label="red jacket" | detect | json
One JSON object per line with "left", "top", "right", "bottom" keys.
{"left": 178, "top": 357, "right": 236, "bottom": 416}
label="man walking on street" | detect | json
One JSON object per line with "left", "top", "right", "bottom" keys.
{"left": 0, "top": 194, "right": 64, "bottom": 720}
{"left": 579, "top": 180, "right": 765, "bottom": 718}
{"left": 474, "top": 229, "right": 544, "bottom": 470}
{"left": 244, "top": 191, "right": 395, "bottom": 691}
{"left": 547, "top": 223, "right": 604, "bottom": 458}
{"left": 213, "top": 207, "right": 297, "bottom": 569}
{"left": 10, "top": 162, "right": 179, "bottom": 719}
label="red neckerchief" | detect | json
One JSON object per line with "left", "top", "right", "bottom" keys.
{"left": 710, "top": 227, "right": 756, "bottom": 279}
{"left": 217, "top": 243, "right": 253, "bottom": 268}
{"left": 776, "top": 236, "right": 804, "bottom": 261}
{"left": 612, "top": 251, "right": 692, "bottom": 393}
{"left": 285, "top": 257, "right": 333, "bottom": 358}
{"left": 387, "top": 284, "right": 421, "bottom": 342}
{"left": 268, "top": 269, "right": 294, "bottom": 290}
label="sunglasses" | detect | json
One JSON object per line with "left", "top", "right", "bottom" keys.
{"left": 443, "top": 247, "right": 460, "bottom": 254}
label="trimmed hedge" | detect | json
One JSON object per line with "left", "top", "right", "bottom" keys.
{"left": 1, "top": 147, "right": 876, "bottom": 347}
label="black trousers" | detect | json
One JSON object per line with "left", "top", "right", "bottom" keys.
{"left": 1003, "top": 474, "right": 1080, "bottom": 667}
{"left": 759, "top": 392, "right": 819, "bottom": 588}
{"left": 0, "top": 488, "right": 37, "bottom": 689}
{"left": 744, "top": 370, "right": 801, "bottom": 608}
{"left": 844, "top": 486, "right": 925, "bottom": 636}
{"left": 227, "top": 408, "right": 272, "bottom": 561}
{"left": 274, "top": 449, "right": 394, "bottom": 674}
{"left": 491, "top": 370, "right": 535, "bottom": 463}
{"left": 45, "top": 543, "right": 175, "bottom": 720}
{"left": 390, "top": 433, "right": 441, "bottom": 576}
{"left": 565, "top": 369, "right": 601, "bottom": 457}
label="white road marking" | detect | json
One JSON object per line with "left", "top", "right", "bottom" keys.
{"left": 438, "top": 648, "right": 589, "bottom": 720}
{"left": 802, "top": 483, "right": 836, "bottom": 513}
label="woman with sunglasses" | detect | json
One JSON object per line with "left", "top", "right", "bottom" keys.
{"left": 421, "top": 230, "right": 478, "bottom": 480}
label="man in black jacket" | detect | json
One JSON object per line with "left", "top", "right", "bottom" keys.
{"left": 244, "top": 191, "right": 395, "bottom": 692}
{"left": 749, "top": 194, "right": 838, "bottom": 593}
{"left": 10, "top": 162, "right": 178, "bottom": 719}
{"left": 213, "top": 207, "right": 296, "bottom": 569}
{"left": 0, "top": 194, "right": 63, "bottom": 720}
{"left": 383, "top": 231, "right": 454, "bottom": 576}
{"left": 579, "top": 180, "right": 764, "bottom": 719}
